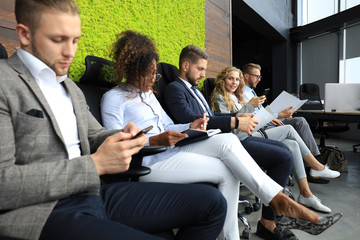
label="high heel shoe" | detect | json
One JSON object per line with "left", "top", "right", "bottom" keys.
{"left": 275, "top": 213, "right": 343, "bottom": 235}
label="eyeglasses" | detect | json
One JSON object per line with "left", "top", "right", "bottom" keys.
{"left": 155, "top": 73, "right": 162, "bottom": 81}
{"left": 247, "top": 73, "right": 262, "bottom": 80}
{"left": 145, "top": 72, "right": 162, "bottom": 82}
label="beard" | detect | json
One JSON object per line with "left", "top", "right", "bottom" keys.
{"left": 185, "top": 70, "right": 200, "bottom": 86}
{"left": 31, "top": 39, "right": 69, "bottom": 77}
{"left": 248, "top": 81, "right": 257, "bottom": 89}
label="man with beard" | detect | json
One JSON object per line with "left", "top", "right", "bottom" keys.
{"left": 0, "top": 1, "right": 228, "bottom": 239}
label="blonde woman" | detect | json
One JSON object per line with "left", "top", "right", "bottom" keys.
{"left": 211, "top": 66, "right": 341, "bottom": 238}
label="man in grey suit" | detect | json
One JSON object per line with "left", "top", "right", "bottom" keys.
{"left": 0, "top": 0, "right": 227, "bottom": 239}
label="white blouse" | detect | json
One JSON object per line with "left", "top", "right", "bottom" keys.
{"left": 101, "top": 85, "right": 190, "bottom": 166}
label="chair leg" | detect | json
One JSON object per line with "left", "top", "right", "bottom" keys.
{"left": 319, "top": 132, "right": 326, "bottom": 148}
{"left": 238, "top": 212, "right": 252, "bottom": 239}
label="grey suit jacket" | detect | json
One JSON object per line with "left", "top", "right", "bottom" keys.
{"left": 0, "top": 53, "right": 119, "bottom": 239}
{"left": 213, "top": 94, "right": 255, "bottom": 139}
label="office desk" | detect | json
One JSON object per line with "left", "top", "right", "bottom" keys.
{"left": 294, "top": 110, "right": 360, "bottom": 147}
{"left": 295, "top": 110, "right": 360, "bottom": 123}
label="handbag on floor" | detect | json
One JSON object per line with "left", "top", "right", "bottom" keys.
{"left": 317, "top": 146, "right": 348, "bottom": 173}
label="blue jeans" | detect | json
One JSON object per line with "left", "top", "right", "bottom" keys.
{"left": 241, "top": 136, "right": 293, "bottom": 220}
{"left": 39, "top": 182, "right": 226, "bottom": 240}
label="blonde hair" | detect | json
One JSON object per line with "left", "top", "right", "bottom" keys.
{"left": 211, "top": 66, "right": 246, "bottom": 112}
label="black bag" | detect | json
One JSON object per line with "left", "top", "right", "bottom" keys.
{"left": 317, "top": 147, "right": 348, "bottom": 173}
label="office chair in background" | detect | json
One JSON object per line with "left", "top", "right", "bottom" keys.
{"left": 299, "top": 83, "right": 349, "bottom": 149}
{"left": 0, "top": 43, "right": 8, "bottom": 59}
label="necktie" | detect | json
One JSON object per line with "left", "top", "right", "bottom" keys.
{"left": 252, "top": 90, "right": 262, "bottom": 110}
{"left": 191, "top": 86, "right": 214, "bottom": 117}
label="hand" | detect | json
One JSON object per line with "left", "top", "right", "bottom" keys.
{"left": 236, "top": 113, "right": 254, "bottom": 118}
{"left": 237, "top": 116, "right": 258, "bottom": 136}
{"left": 249, "top": 96, "right": 266, "bottom": 108}
{"left": 190, "top": 117, "right": 208, "bottom": 130}
{"left": 270, "top": 118, "right": 284, "bottom": 126}
{"left": 91, "top": 123, "right": 148, "bottom": 176}
{"left": 278, "top": 107, "right": 296, "bottom": 119}
{"left": 149, "top": 131, "right": 187, "bottom": 146}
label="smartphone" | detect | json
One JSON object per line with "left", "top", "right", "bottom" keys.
{"left": 132, "top": 125, "right": 153, "bottom": 139}
{"left": 262, "top": 88, "right": 270, "bottom": 97}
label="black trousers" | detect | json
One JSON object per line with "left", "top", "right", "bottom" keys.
{"left": 39, "top": 182, "right": 226, "bottom": 240}
{"left": 241, "top": 136, "right": 293, "bottom": 220}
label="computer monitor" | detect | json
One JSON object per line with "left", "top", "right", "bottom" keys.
{"left": 324, "top": 83, "right": 360, "bottom": 112}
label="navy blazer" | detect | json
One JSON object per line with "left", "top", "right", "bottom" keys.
{"left": 164, "top": 78, "right": 235, "bottom": 132}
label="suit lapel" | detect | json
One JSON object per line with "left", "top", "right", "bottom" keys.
{"left": 7, "top": 54, "right": 66, "bottom": 145}
{"left": 62, "top": 80, "right": 88, "bottom": 154}
{"left": 176, "top": 78, "right": 205, "bottom": 114}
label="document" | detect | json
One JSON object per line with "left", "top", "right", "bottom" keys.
{"left": 175, "top": 128, "right": 222, "bottom": 147}
{"left": 269, "top": 91, "right": 307, "bottom": 113}
{"left": 235, "top": 106, "right": 274, "bottom": 140}
{"left": 252, "top": 106, "right": 275, "bottom": 133}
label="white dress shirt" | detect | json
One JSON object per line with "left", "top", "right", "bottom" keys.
{"left": 101, "top": 85, "right": 190, "bottom": 166}
{"left": 17, "top": 49, "right": 81, "bottom": 159}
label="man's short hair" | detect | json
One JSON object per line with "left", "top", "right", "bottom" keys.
{"left": 15, "top": 0, "right": 79, "bottom": 34}
{"left": 179, "top": 45, "right": 209, "bottom": 68}
{"left": 242, "top": 63, "right": 261, "bottom": 74}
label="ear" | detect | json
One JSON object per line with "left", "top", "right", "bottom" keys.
{"left": 243, "top": 73, "right": 249, "bottom": 81}
{"left": 16, "top": 24, "right": 32, "bottom": 48}
{"left": 181, "top": 61, "right": 189, "bottom": 72}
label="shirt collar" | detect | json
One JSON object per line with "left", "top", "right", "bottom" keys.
{"left": 17, "top": 48, "right": 68, "bottom": 84}
{"left": 244, "top": 85, "right": 253, "bottom": 93}
{"left": 179, "top": 77, "right": 193, "bottom": 89}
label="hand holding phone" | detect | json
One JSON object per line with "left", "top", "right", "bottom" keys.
{"left": 131, "top": 125, "right": 153, "bottom": 139}
{"left": 262, "top": 88, "right": 270, "bottom": 97}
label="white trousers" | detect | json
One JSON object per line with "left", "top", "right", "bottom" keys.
{"left": 140, "top": 133, "right": 282, "bottom": 240}
{"left": 253, "top": 125, "right": 311, "bottom": 180}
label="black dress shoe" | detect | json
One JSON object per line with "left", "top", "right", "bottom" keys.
{"left": 307, "top": 176, "right": 330, "bottom": 184}
{"left": 275, "top": 213, "right": 343, "bottom": 235}
{"left": 306, "top": 167, "right": 330, "bottom": 184}
{"left": 256, "top": 220, "right": 298, "bottom": 240}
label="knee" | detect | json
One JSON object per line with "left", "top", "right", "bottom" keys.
{"left": 294, "top": 117, "right": 309, "bottom": 128}
{"left": 199, "top": 185, "right": 227, "bottom": 216}
{"left": 283, "top": 125, "right": 295, "bottom": 134}
{"left": 217, "top": 133, "right": 241, "bottom": 148}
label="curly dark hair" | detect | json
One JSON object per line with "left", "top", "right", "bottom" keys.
{"left": 111, "top": 30, "right": 159, "bottom": 92}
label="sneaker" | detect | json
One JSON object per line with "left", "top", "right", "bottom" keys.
{"left": 309, "top": 165, "right": 340, "bottom": 179}
{"left": 298, "top": 194, "right": 331, "bottom": 213}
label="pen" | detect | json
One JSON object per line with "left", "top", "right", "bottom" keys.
{"left": 203, "top": 113, "right": 207, "bottom": 130}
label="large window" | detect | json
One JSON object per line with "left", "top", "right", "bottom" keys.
{"left": 297, "top": 0, "right": 360, "bottom": 89}
{"left": 340, "top": 23, "right": 360, "bottom": 83}
{"left": 298, "top": 0, "right": 360, "bottom": 26}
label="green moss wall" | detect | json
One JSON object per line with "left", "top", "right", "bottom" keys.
{"left": 70, "top": 0, "right": 206, "bottom": 82}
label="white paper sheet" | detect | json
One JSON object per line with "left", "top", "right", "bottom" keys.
{"left": 252, "top": 107, "right": 275, "bottom": 133}
{"left": 269, "top": 91, "right": 307, "bottom": 113}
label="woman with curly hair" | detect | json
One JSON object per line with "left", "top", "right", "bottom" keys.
{"left": 101, "top": 30, "right": 341, "bottom": 240}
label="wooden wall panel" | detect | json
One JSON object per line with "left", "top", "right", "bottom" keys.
{"left": 0, "top": 0, "right": 17, "bottom": 57}
{"left": 205, "top": 0, "right": 232, "bottom": 78}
